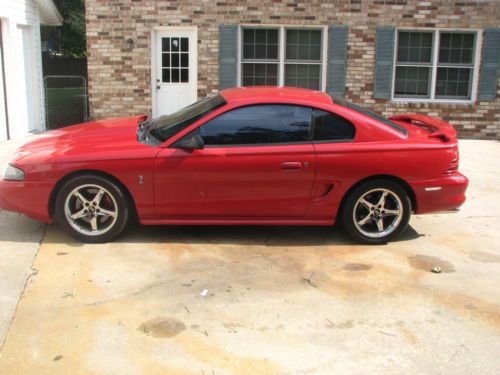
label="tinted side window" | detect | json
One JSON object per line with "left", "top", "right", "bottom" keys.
{"left": 198, "top": 105, "right": 312, "bottom": 146}
{"left": 313, "top": 109, "right": 355, "bottom": 142}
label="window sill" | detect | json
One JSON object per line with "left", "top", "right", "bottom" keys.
{"left": 390, "top": 98, "right": 476, "bottom": 105}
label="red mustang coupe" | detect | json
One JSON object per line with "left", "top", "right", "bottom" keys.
{"left": 0, "top": 87, "right": 468, "bottom": 244}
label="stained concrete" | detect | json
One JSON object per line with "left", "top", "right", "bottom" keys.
{"left": 0, "top": 138, "right": 46, "bottom": 349}
{"left": 0, "top": 140, "right": 499, "bottom": 374}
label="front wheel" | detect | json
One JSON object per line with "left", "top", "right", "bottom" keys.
{"left": 341, "top": 180, "right": 411, "bottom": 245}
{"left": 54, "top": 175, "right": 130, "bottom": 243}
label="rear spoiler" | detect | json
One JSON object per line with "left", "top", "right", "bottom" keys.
{"left": 388, "top": 114, "right": 457, "bottom": 141}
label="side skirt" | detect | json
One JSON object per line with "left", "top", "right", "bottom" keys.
{"left": 140, "top": 218, "right": 335, "bottom": 226}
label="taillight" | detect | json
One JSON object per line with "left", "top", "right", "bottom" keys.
{"left": 444, "top": 149, "right": 459, "bottom": 175}
{"left": 444, "top": 158, "right": 459, "bottom": 175}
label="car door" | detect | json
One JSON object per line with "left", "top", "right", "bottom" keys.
{"left": 154, "top": 104, "right": 316, "bottom": 218}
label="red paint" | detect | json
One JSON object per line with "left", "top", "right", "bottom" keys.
{"left": 0, "top": 87, "right": 468, "bottom": 226}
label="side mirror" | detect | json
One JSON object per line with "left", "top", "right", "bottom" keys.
{"left": 173, "top": 134, "right": 205, "bottom": 151}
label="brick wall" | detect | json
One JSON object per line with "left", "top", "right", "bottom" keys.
{"left": 85, "top": 0, "right": 500, "bottom": 139}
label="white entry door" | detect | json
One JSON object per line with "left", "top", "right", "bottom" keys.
{"left": 154, "top": 28, "right": 197, "bottom": 117}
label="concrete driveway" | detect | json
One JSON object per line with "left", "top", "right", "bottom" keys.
{"left": 0, "top": 140, "right": 499, "bottom": 375}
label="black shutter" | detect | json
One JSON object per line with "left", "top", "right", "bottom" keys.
{"left": 219, "top": 24, "right": 238, "bottom": 90}
{"left": 373, "top": 27, "right": 396, "bottom": 99}
{"left": 478, "top": 28, "right": 500, "bottom": 101}
{"left": 327, "top": 25, "right": 348, "bottom": 97}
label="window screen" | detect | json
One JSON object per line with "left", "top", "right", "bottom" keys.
{"left": 394, "top": 31, "right": 433, "bottom": 97}
{"left": 242, "top": 28, "right": 279, "bottom": 86}
{"left": 436, "top": 32, "right": 475, "bottom": 99}
{"left": 394, "top": 30, "right": 477, "bottom": 100}
{"left": 241, "top": 27, "right": 324, "bottom": 90}
{"left": 285, "top": 29, "right": 322, "bottom": 90}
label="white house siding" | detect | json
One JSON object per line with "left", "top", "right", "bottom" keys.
{"left": 0, "top": 0, "right": 47, "bottom": 140}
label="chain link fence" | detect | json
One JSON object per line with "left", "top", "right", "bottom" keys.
{"left": 44, "top": 75, "right": 88, "bottom": 130}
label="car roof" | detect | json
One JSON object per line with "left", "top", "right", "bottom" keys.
{"left": 220, "top": 86, "right": 333, "bottom": 105}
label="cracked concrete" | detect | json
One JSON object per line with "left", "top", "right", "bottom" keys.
{"left": 0, "top": 139, "right": 499, "bottom": 374}
{"left": 0, "top": 138, "right": 46, "bottom": 350}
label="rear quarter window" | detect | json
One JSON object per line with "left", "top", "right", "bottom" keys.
{"left": 313, "top": 109, "right": 355, "bottom": 142}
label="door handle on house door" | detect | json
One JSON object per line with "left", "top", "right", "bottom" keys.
{"left": 281, "top": 161, "right": 303, "bottom": 170}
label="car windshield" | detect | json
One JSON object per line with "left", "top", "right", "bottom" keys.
{"left": 140, "top": 95, "right": 226, "bottom": 144}
{"left": 331, "top": 96, "right": 408, "bottom": 136}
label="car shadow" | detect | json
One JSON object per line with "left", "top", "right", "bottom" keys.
{"left": 0, "top": 209, "right": 424, "bottom": 245}
{"left": 117, "top": 223, "right": 423, "bottom": 247}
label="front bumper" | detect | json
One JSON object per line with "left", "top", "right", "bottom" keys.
{"left": 409, "top": 173, "right": 469, "bottom": 214}
{"left": 0, "top": 179, "right": 54, "bottom": 223}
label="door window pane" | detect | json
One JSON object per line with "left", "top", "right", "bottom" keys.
{"left": 161, "top": 36, "right": 189, "bottom": 83}
{"left": 435, "top": 67, "right": 471, "bottom": 98}
{"left": 313, "top": 110, "right": 355, "bottom": 141}
{"left": 180, "top": 37, "right": 189, "bottom": 52}
{"left": 198, "top": 105, "right": 312, "bottom": 145}
{"left": 242, "top": 63, "right": 278, "bottom": 86}
{"left": 285, "top": 64, "right": 321, "bottom": 90}
{"left": 162, "top": 38, "right": 170, "bottom": 52}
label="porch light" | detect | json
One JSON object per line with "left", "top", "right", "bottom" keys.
{"left": 126, "top": 38, "right": 134, "bottom": 50}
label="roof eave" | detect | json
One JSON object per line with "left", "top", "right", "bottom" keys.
{"left": 35, "top": 0, "right": 63, "bottom": 26}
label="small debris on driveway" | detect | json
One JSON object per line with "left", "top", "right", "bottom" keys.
{"left": 200, "top": 289, "right": 209, "bottom": 297}
{"left": 431, "top": 266, "right": 442, "bottom": 273}
{"left": 56, "top": 251, "right": 67, "bottom": 256}
{"left": 61, "top": 291, "right": 76, "bottom": 298}
{"left": 302, "top": 272, "right": 317, "bottom": 288}
{"left": 53, "top": 355, "right": 63, "bottom": 361}
{"left": 138, "top": 317, "right": 186, "bottom": 338}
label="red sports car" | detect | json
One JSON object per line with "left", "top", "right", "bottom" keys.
{"left": 0, "top": 87, "right": 468, "bottom": 244}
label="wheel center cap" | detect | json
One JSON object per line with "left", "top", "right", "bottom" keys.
{"left": 89, "top": 207, "right": 95, "bottom": 213}
{"left": 374, "top": 209, "right": 381, "bottom": 216}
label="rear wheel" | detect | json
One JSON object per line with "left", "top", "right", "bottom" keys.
{"left": 341, "top": 180, "right": 411, "bottom": 244}
{"left": 54, "top": 175, "right": 130, "bottom": 243}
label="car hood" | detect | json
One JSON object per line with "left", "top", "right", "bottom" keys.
{"left": 15, "top": 115, "right": 156, "bottom": 163}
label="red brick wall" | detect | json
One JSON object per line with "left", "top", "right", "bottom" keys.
{"left": 85, "top": 0, "right": 500, "bottom": 139}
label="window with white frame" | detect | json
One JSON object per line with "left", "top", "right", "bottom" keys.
{"left": 241, "top": 27, "right": 324, "bottom": 90}
{"left": 394, "top": 30, "right": 478, "bottom": 101}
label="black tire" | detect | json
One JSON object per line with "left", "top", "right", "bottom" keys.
{"left": 341, "top": 179, "right": 411, "bottom": 245}
{"left": 54, "top": 174, "right": 130, "bottom": 243}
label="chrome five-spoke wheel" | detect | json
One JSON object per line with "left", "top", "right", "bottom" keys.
{"left": 342, "top": 179, "right": 411, "bottom": 244}
{"left": 55, "top": 175, "right": 130, "bottom": 243}
{"left": 64, "top": 184, "right": 118, "bottom": 236}
{"left": 353, "top": 188, "right": 403, "bottom": 239}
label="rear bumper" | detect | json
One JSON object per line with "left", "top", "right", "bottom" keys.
{"left": 0, "top": 179, "right": 53, "bottom": 223}
{"left": 409, "top": 173, "right": 468, "bottom": 214}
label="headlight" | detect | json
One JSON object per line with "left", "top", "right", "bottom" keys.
{"left": 2, "top": 164, "right": 25, "bottom": 181}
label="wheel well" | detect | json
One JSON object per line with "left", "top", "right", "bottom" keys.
{"left": 338, "top": 175, "right": 417, "bottom": 217}
{"left": 48, "top": 169, "right": 138, "bottom": 220}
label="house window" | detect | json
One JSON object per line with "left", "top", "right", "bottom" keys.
{"left": 394, "top": 30, "right": 478, "bottom": 101}
{"left": 241, "top": 27, "right": 324, "bottom": 90}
